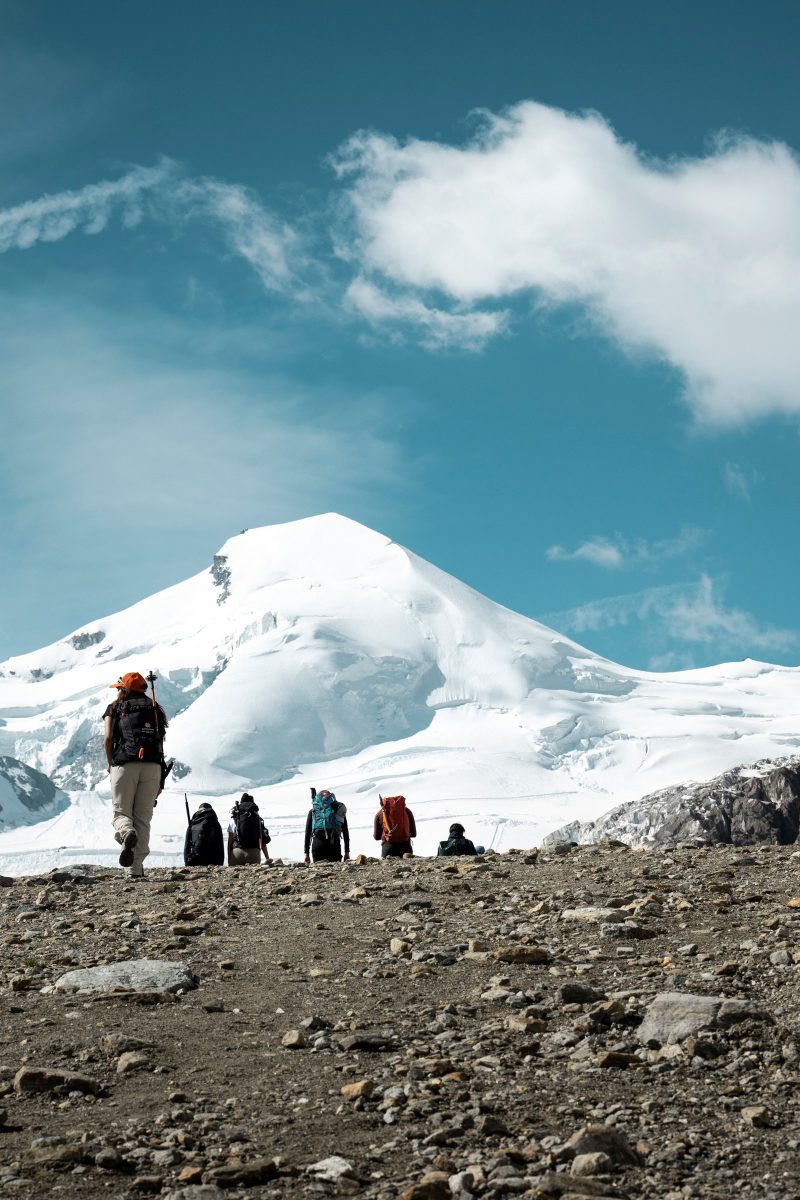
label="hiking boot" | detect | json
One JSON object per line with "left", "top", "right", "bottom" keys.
{"left": 118, "top": 830, "right": 138, "bottom": 868}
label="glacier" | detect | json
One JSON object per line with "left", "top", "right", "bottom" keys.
{"left": 0, "top": 513, "right": 798, "bottom": 873}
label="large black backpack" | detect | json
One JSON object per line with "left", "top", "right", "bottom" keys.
{"left": 112, "top": 697, "right": 164, "bottom": 765}
{"left": 232, "top": 798, "right": 263, "bottom": 850}
{"left": 184, "top": 807, "right": 224, "bottom": 866}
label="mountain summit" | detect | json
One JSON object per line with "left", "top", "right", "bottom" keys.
{"left": 0, "top": 514, "right": 799, "bottom": 864}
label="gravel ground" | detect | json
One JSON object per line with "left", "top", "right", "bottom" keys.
{"left": 1, "top": 841, "right": 799, "bottom": 1200}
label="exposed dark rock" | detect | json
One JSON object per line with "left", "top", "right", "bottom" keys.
{"left": 68, "top": 630, "right": 106, "bottom": 651}
{"left": 211, "top": 555, "right": 231, "bottom": 604}
{"left": 545, "top": 756, "right": 800, "bottom": 847}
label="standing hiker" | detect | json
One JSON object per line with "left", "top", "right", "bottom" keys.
{"left": 103, "top": 671, "right": 168, "bottom": 878}
{"left": 304, "top": 787, "right": 351, "bottom": 863}
{"left": 184, "top": 802, "right": 225, "bottom": 866}
{"left": 227, "top": 793, "right": 271, "bottom": 865}
{"left": 373, "top": 794, "right": 416, "bottom": 858}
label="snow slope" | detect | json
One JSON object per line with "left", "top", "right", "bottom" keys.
{"left": 0, "top": 513, "right": 798, "bottom": 872}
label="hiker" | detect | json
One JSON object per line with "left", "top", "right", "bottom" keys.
{"left": 373, "top": 794, "right": 416, "bottom": 858}
{"left": 227, "top": 793, "right": 271, "bottom": 865}
{"left": 304, "top": 787, "right": 350, "bottom": 863}
{"left": 103, "top": 671, "right": 168, "bottom": 878}
{"left": 184, "top": 802, "right": 225, "bottom": 867}
{"left": 436, "top": 822, "right": 482, "bottom": 856}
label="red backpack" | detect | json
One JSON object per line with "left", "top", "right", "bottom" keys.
{"left": 380, "top": 795, "right": 410, "bottom": 843}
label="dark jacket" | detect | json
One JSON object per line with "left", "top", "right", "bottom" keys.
{"left": 437, "top": 834, "right": 477, "bottom": 857}
{"left": 184, "top": 808, "right": 225, "bottom": 866}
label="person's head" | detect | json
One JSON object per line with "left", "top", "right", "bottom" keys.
{"left": 240, "top": 792, "right": 256, "bottom": 806}
{"left": 109, "top": 671, "right": 148, "bottom": 703}
{"left": 449, "top": 823, "right": 465, "bottom": 837}
{"left": 318, "top": 789, "right": 334, "bottom": 800}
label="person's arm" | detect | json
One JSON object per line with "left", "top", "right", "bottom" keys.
{"left": 103, "top": 715, "right": 114, "bottom": 773}
{"left": 261, "top": 821, "right": 271, "bottom": 863}
{"left": 342, "top": 817, "right": 350, "bottom": 860}
{"left": 304, "top": 810, "right": 312, "bottom": 863}
{"left": 373, "top": 812, "right": 382, "bottom": 841}
{"left": 408, "top": 810, "right": 417, "bottom": 839}
{"left": 227, "top": 831, "right": 234, "bottom": 867}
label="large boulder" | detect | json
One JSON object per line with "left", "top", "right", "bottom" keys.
{"left": 54, "top": 959, "right": 196, "bottom": 994}
{"left": 638, "top": 992, "right": 771, "bottom": 1046}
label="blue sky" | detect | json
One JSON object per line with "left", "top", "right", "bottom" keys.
{"left": 2, "top": 0, "right": 800, "bottom": 671}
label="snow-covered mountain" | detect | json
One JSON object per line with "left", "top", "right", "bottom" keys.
{"left": 1, "top": 513, "right": 799, "bottom": 872}
{"left": 0, "top": 756, "right": 69, "bottom": 833}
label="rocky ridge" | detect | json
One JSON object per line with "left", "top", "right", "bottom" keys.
{"left": 545, "top": 757, "right": 800, "bottom": 849}
{"left": 0, "top": 844, "right": 799, "bottom": 1200}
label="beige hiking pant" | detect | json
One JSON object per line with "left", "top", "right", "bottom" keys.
{"left": 231, "top": 846, "right": 261, "bottom": 865}
{"left": 111, "top": 761, "right": 161, "bottom": 871}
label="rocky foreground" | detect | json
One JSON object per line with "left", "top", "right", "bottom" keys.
{"left": 1, "top": 844, "right": 799, "bottom": 1200}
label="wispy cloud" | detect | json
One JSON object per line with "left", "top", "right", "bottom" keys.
{"left": 0, "top": 160, "right": 306, "bottom": 300}
{"left": 663, "top": 575, "right": 794, "bottom": 653}
{"left": 542, "top": 574, "right": 796, "bottom": 661}
{"left": 723, "top": 461, "right": 760, "bottom": 502}
{"left": 346, "top": 276, "right": 508, "bottom": 350}
{"left": 546, "top": 527, "right": 706, "bottom": 570}
{"left": 333, "top": 101, "right": 800, "bottom": 424}
{"left": 0, "top": 159, "right": 176, "bottom": 251}
{"left": 172, "top": 177, "right": 303, "bottom": 295}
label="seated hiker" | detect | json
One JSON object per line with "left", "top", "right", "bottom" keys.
{"left": 304, "top": 787, "right": 350, "bottom": 863}
{"left": 436, "top": 822, "right": 482, "bottom": 856}
{"left": 227, "top": 793, "right": 271, "bottom": 866}
{"left": 184, "top": 802, "right": 225, "bottom": 866}
{"left": 373, "top": 794, "right": 416, "bottom": 858}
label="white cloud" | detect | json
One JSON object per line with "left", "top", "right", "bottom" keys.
{"left": 543, "top": 575, "right": 796, "bottom": 659}
{"left": 546, "top": 527, "right": 705, "bottom": 570}
{"left": 334, "top": 101, "right": 800, "bottom": 423}
{"left": 723, "top": 461, "right": 760, "bottom": 502}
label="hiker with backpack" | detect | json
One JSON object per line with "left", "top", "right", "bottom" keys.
{"left": 373, "top": 794, "right": 416, "bottom": 858}
{"left": 436, "top": 822, "right": 483, "bottom": 856}
{"left": 304, "top": 787, "right": 351, "bottom": 863}
{"left": 227, "top": 793, "right": 271, "bottom": 865}
{"left": 103, "top": 671, "right": 169, "bottom": 877}
{"left": 184, "top": 801, "right": 225, "bottom": 867}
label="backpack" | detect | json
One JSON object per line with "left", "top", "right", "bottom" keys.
{"left": 184, "top": 807, "right": 224, "bottom": 866}
{"left": 232, "top": 798, "right": 263, "bottom": 850}
{"left": 380, "top": 795, "right": 410, "bottom": 843}
{"left": 312, "top": 790, "right": 346, "bottom": 839}
{"left": 112, "top": 696, "right": 164, "bottom": 765}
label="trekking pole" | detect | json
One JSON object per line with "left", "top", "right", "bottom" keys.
{"left": 147, "top": 669, "right": 174, "bottom": 798}
{"left": 184, "top": 793, "right": 191, "bottom": 825}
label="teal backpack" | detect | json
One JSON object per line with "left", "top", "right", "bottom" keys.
{"left": 311, "top": 789, "right": 346, "bottom": 838}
